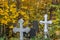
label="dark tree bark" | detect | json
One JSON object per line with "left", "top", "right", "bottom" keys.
{"left": 16, "top": 0, "right": 20, "bottom": 9}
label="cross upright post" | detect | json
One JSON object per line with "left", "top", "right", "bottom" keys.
{"left": 39, "top": 14, "right": 52, "bottom": 39}
{"left": 13, "top": 18, "right": 30, "bottom": 40}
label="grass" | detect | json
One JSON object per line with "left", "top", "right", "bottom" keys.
{"left": 0, "top": 37, "right": 4, "bottom": 40}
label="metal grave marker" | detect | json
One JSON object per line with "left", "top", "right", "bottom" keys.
{"left": 13, "top": 18, "right": 30, "bottom": 40}
{"left": 39, "top": 14, "right": 52, "bottom": 39}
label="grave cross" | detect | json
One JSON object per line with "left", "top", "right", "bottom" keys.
{"left": 39, "top": 14, "right": 52, "bottom": 39}
{"left": 13, "top": 18, "right": 30, "bottom": 40}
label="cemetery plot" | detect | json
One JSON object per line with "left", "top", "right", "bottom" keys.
{"left": 0, "top": 0, "right": 60, "bottom": 40}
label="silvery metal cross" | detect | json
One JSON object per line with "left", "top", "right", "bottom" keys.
{"left": 13, "top": 18, "right": 30, "bottom": 40}
{"left": 39, "top": 14, "right": 52, "bottom": 39}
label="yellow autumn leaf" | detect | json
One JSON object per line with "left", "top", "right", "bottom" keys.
{"left": 0, "top": 8, "right": 3, "bottom": 13}
{"left": 13, "top": 20, "right": 16, "bottom": 23}
{"left": 1, "top": 20, "right": 7, "bottom": 24}
{"left": 4, "top": 16, "right": 8, "bottom": 19}
{"left": 7, "top": 19, "right": 11, "bottom": 22}
{"left": 23, "top": 21, "right": 28, "bottom": 27}
{"left": 20, "top": 10, "right": 26, "bottom": 16}
{"left": 9, "top": 25, "right": 14, "bottom": 28}
{"left": 21, "top": 0, "right": 25, "bottom": 1}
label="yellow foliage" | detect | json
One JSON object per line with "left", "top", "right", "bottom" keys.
{"left": 21, "top": 0, "right": 25, "bottom": 2}
{"left": 0, "top": 0, "right": 29, "bottom": 28}
{"left": 19, "top": 10, "right": 26, "bottom": 16}
{"left": 0, "top": 8, "right": 3, "bottom": 13}
{"left": 10, "top": 4, "right": 16, "bottom": 13}
{"left": 4, "top": 2, "right": 9, "bottom": 9}
{"left": 52, "top": 18, "right": 59, "bottom": 24}
{"left": 1, "top": 20, "right": 7, "bottom": 24}
{"left": 0, "top": 0, "right": 59, "bottom": 28}
{"left": 9, "top": 25, "right": 14, "bottom": 28}
{"left": 23, "top": 21, "right": 29, "bottom": 27}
